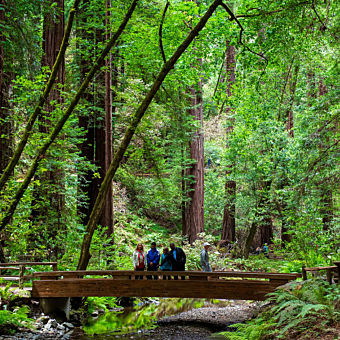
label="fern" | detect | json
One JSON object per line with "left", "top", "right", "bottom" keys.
{"left": 298, "top": 303, "right": 326, "bottom": 318}
{"left": 220, "top": 279, "right": 340, "bottom": 340}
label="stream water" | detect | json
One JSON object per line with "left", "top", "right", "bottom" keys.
{"left": 69, "top": 298, "right": 251, "bottom": 340}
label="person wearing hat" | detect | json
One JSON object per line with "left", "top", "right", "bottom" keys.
{"left": 201, "top": 242, "right": 212, "bottom": 272}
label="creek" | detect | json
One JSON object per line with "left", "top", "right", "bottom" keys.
{"left": 69, "top": 298, "right": 260, "bottom": 340}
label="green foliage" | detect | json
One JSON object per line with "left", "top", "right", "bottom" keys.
{"left": 0, "top": 281, "right": 17, "bottom": 309}
{"left": 0, "top": 306, "right": 34, "bottom": 335}
{"left": 221, "top": 280, "right": 340, "bottom": 340}
{"left": 85, "top": 296, "right": 119, "bottom": 315}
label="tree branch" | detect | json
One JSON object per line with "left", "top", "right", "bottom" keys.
{"left": 159, "top": 0, "right": 170, "bottom": 63}
{"left": 306, "top": 139, "right": 339, "bottom": 176}
{"left": 312, "top": 0, "right": 327, "bottom": 31}
{"left": 220, "top": 2, "right": 268, "bottom": 65}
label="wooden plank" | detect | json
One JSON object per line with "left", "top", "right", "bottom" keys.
{"left": 33, "top": 270, "right": 300, "bottom": 280}
{"left": 303, "top": 266, "right": 337, "bottom": 271}
{"left": 19, "top": 265, "right": 25, "bottom": 289}
{"left": 32, "top": 278, "right": 284, "bottom": 300}
{"left": 0, "top": 276, "right": 20, "bottom": 281}
{"left": 0, "top": 267, "right": 20, "bottom": 270}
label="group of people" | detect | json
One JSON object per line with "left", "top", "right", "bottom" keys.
{"left": 132, "top": 241, "right": 212, "bottom": 279}
{"left": 255, "top": 243, "right": 269, "bottom": 256}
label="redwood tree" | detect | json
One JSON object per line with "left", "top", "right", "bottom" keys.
{"left": 183, "top": 80, "right": 205, "bottom": 244}
{"left": 0, "top": 0, "right": 13, "bottom": 262}
{"left": 77, "top": 0, "right": 114, "bottom": 237}
{"left": 318, "top": 78, "right": 333, "bottom": 231}
{"left": 30, "top": 0, "right": 66, "bottom": 257}
{"left": 0, "top": 0, "right": 13, "bottom": 179}
{"left": 221, "top": 40, "right": 236, "bottom": 242}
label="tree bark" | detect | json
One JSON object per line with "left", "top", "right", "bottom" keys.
{"left": 77, "top": 0, "right": 114, "bottom": 237}
{"left": 0, "top": 0, "right": 13, "bottom": 262}
{"left": 281, "top": 63, "right": 299, "bottom": 244}
{"left": 243, "top": 181, "right": 273, "bottom": 257}
{"left": 286, "top": 64, "right": 299, "bottom": 137}
{"left": 318, "top": 78, "right": 332, "bottom": 231}
{"left": 184, "top": 80, "right": 205, "bottom": 244}
{"left": 77, "top": 0, "right": 224, "bottom": 270}
{"left": 259, "top": 180, "right": 273, "bottom": 245}
{"left": 101, "top": 0, "right": 114, "bottom": 237}
{"left": 0, "top": 0, "right": 13, "bottom": 177}
{"left": 30, "top": 0, "right": 66, "bottom": 257}
{"left": 221, "top": 40, "right": 236, "bottom": 242}
{"left": 76, "top": 0, "right": 96, "bottom": 225}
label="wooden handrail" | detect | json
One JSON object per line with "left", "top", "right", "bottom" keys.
{"left": 0, "top": 262, "right": 57, "bottom": 266}
{"left": 0, "top": 262, "right": 58, "bottom": 288}
{"left": 302, "top": 264, "right": 339, "bottom": 284}
{"left": 33, "top": 270, "right": 301, "bottom": 280}
{"left": 303, "top": 266, "right": 337, "bottom": 271}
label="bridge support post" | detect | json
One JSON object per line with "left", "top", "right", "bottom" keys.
{"left": 40, "top": 297, "right": 71, "bottom": 320}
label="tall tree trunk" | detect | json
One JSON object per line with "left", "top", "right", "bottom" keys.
{"left": 101, "top": 0, "right": 114, "bottom": 237}
{"left": 0, "top": 0, "right": 13, "bottom": 262}
{"left": 184, "top": 80, "right": 204, "bottom": 244}
{"left": 182, "top": 0, "right": 205, "bottom": 244}
{"left": 77, "top": 0, "right": 114, "bottom": 237}
{"left": 0, "top": 0, "right": 13, "bottom": 178}
{"left": 181, "top": 143, "right": 186, "bottom": 233}
{"left": 259, "top": 180, "right": 273, "bottom": 245}
{"left": 76, "top": 0, "right": 95, "bottom": 225}
{"left": 318, "top": 78, "right": 332, "bottom": 231}
{"left": 281, "top": 63, "right": 299, "bottom": 244}
{"left": 221, "top": 40, "right": 236, "bottom": 242}
{"left": 30, "top": 0, "right": 65, "bottom": 258}
{"left": 243, "top": 181, "right": 273, "bottom": 257}
{"left": 286, "top": 64, "right": 299, "bottom": 137}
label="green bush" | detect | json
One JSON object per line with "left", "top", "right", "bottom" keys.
{"left": 221, "top": 280, "right": 340, "bottom": 340}
{"left": 0, "top": 306, "right": 34, "bottom": 335}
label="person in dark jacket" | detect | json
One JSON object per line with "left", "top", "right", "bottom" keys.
{"left": 169, "top": 242, "right": 186, "bottom": 280}
{"left": 146, "top": 242, "right": 160, "bottom": 280}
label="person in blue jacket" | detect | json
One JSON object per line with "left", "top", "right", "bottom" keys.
{"left": 147, "top": 242, "right": 160, "bottom": 280}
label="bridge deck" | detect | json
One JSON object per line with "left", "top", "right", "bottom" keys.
{"left": 32, "top": 270, "right": 300, "bottom": 301}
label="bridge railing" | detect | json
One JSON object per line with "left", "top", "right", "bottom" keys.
{"left": 0, "top": 262, "right": 58, "bottom": 288}
{"left": 32, "top": 270, "right": 300, "bottom": 282}
{"left": 31, "top": 270, "right": 301, "bottom": 300}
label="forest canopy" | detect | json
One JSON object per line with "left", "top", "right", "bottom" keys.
{"left": 0, "top": 0, "right": 339, "bottom": 269}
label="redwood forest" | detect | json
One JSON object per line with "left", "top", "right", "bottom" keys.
{"left": 0, "top": 0, "right": 339, "bottom": 339}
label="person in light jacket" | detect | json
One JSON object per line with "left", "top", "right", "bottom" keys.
{"left": 201, "top": 242, "right": 212, "bottom": 272}
{"left": 133, "top": 243, "right": 146, "bottom": 279}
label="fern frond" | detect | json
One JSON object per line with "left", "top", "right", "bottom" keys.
{"left": 298, "top": 303, "right": 326, "bottom": 318}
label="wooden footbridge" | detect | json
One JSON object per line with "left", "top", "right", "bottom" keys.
{"left": 31, "top": 270, "right": 301, "bottom": 301}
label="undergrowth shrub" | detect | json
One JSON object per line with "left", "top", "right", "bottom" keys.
{"left": 221, "top": 279, "right": 340, "bottom": 340}
{"left": 0, "top": 306, "right": 34, "bottom": 335}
